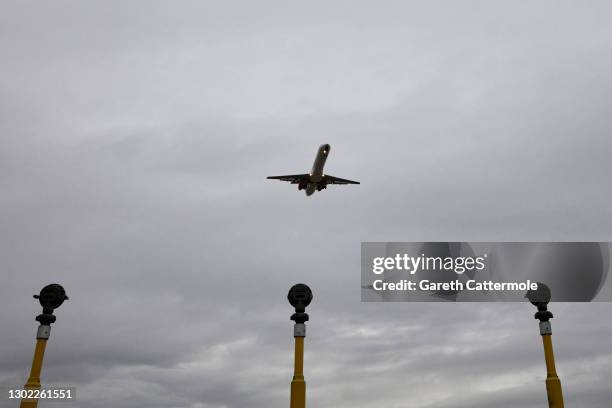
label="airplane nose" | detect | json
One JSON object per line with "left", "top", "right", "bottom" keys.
{"left": 323, "top": 144, "right": 330, "bottom": 154}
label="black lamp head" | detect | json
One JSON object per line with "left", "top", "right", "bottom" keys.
{"left": 525, "top": 282, "right": 551, "bottom": 307}
{"left": 288, "top": 283, "right": 312, "bottom": 310}
{"left": 34, "top": 284, "right": 69, "bottom": 312}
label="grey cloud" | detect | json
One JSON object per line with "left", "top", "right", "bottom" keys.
{"left": 2, "top": 1, "right": 612, "bottom": 407}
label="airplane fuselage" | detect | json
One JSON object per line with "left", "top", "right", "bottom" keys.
{"left": 305, "top": 144, "right": 330, "bottom": 196}
{"left": 266, "top": 143, "right": 358, "bottom": 194}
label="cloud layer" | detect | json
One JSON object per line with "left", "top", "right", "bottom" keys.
{"left": 2, "top": 1, "right": 612, "bottom": 407}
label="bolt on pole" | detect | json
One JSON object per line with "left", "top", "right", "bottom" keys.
{"left": 21, "top": 284, "right": 68, "bottom": 408}
{"left": 526, "top": 283, "right": 564, "bottom": 408}
{"left": 288, "top": 284, "right": 312, "bottom": 408}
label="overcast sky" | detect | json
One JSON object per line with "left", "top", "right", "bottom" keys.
{"left": 2, "top": 1, "right": 612, "bottom": 407}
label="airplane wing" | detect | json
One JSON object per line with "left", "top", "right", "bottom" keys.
{"left": 266, "top": 174, "right": 310, "bottom": 184}
{"left": 324, "top": 175, "right": 360, "bottom": 185}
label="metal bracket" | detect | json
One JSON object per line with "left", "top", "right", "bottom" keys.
{"left": 539, "top": 321, "right": 552, "bottom": 335}
{"left": 294, "top": 323, "right": 306, "bottom": 337}
{"left": 36, "top": 325, "right": 51, "bottom": 340}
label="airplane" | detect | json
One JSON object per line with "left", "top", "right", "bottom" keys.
{"left": 267, "top": 144, "right": 359, "bottom": 196}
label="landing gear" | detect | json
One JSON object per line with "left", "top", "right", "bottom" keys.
{"left": 316, "top": 184, "right": 327, "bottom": 191}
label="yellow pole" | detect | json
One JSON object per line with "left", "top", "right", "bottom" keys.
{"left": 287, "top": 283, "right": 311, "bottom": 408}
{"left": 291, "top": 335, "right": 306, "bottom": 408}
{"left": 527, "top": 283, "right": 563, "bottom": 408}
{"left": 541, "top": 333, "right": 564, "bottom": 408}
{"left": 21, "top": 329, "right": 50, "bottom": 408}
{"left": 21, "top": 284, "right": 68, "bottom": 407}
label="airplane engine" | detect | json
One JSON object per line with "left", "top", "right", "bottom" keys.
{"left": 317, "top": 183, "right": 327, "bottom": 191}
{"left": 298, "top": 181, "right": 308, "bottom": 190}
